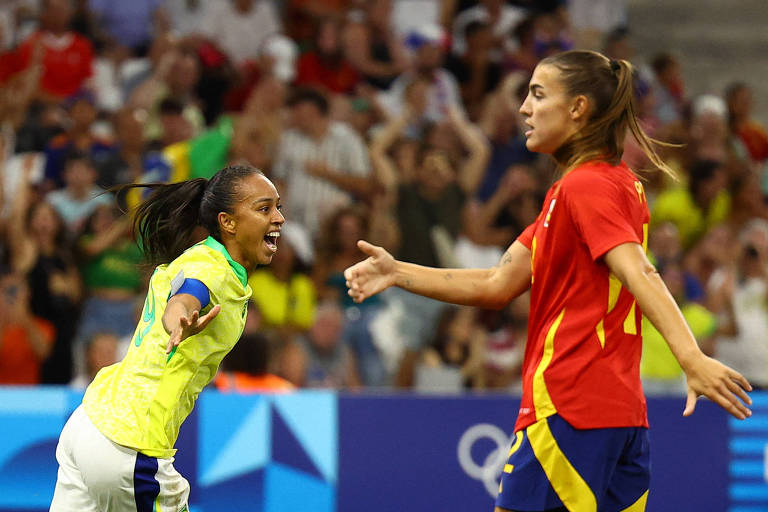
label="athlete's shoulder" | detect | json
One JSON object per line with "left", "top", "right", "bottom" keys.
{"left": 167, "top": 242, "right": 228, "bottom": 279}
{"left": 562, "top": 160, "right": 638, "bottom": 197}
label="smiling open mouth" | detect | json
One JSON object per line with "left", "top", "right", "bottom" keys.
{"left": 264, "top": 231, "right": 280, "bottom": 251}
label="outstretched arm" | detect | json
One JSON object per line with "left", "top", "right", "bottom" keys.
{"left": 162, "top": 293, "right": 220, "bottom": 354}
{"left": 345, "top": 239, "right": 532, "bottom": 309}
{"left": 604, "top": 242, "right": 752, "bottom": 420}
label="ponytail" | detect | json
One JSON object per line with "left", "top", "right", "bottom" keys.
{"left": 116, "top": 179, "right": 207, "bottom": 267}
{"left": 114, "top": 165, "right": 264, "bottom": 267}
{"left": 543, "top": 50, "right": 677, "bottom": 179}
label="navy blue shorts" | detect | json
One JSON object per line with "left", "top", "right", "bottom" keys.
{"left": 495, "top": 414, "right": 650, "bottom": 512}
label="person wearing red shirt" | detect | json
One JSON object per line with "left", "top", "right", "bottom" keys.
{"left": 344, "top": 50, "right": 752, "bottom": 512}
{"left": 8, "top": 0, "right": 93, "bottom": 100}
{"left": 295, "top": 17, "right": 359, "bottom": 95}
{"left": 0, "top": 273, "right": 56, "bottom": 385}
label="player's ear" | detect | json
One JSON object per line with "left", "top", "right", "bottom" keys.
{"left": 218, "top": 211, "right": 236, "bottom": 236}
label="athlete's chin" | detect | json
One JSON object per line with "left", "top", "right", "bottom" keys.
{"left": 525, "top": 138, "right": 554, "bottom": 155}
{"left": 257, "top": 252, "right": 275, "bottom": 265}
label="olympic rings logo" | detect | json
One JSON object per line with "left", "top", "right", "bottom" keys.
{"left": 457, "top": 424, "right": 515, "bottom": 497}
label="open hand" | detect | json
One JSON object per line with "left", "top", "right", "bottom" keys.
{"left": 683, "top": 353, "right": 752, "bottom": 420}
{"left": 344, "top": 240, "right": 396, "bottom": 303}
{"left": 166, "top": 305, "right": 221, "bottom": 354}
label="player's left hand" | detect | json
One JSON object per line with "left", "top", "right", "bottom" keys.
{"left": 166, "top": 305, "right": 221, "bottom": 354}
{"left": 683, "top": 353, "right": 752, "bottom": 420}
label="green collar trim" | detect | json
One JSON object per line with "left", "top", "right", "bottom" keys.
{"left": 202, "top": 236, "right": 248, "bottom": 288}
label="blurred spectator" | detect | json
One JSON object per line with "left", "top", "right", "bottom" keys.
{"left": 96, "top": 108, "right": 150, "bottom": 188}
{"left": 568, "top": 0, "right": 625, "bottom": 50}
{"left": 152, "top": 97, "right": 195, "bottom": 148}
{"left": 459, "top": 164, "right": 540, "bottom": 265}
{"left": 683, "top": 224, "right": 736, "bottom": 304}
{"left": 8, "top": 166, "right": 81, "bottom": 383}
{"left": 503, "top": 16, "right": 538, "bottom": 74}
{"left": 230, "top": 76, "right": 287, "bottom": 171}
{"left": 729, "top": 170, "right": 768, "bottom": 231}
{"left": 650, "top": 52, "right": 685, "bottom": 126}
{"left": 215, "top": 333, "right": 295, "bottom": 393}
{"left": 164, "top": 0, "right": 206, "bottom": 38}
{"left": 451, "top": 0, "right": 527, "bottom": 58}
{"left": 652, "top": 159, "right": 730, "bottom": 249}
{"left": 313, "top": 206, "right": 390, "bottom": 386}
{"left": 0, "top": 271, "right": 56, "bottom": 384}
{"left": 272, "top": 87, "right": 372, "bottom": 236}
{"left": 484, "top": 295, "right": 528, "bottom": 390}
{"left": 129, "top": 47, "right": 204, "bottom": 142}
{"left": 381, "top": 23, "right": 462, "bottom": 122}
{"left": 5, "top": 0, "right": 94, "bottom": 101}
{"left": 648, "top": 221, "right": 705, "bottom": 303}
{"left": 280, "top": 301, "right": 362, "bottom": 389}
{"left": 343, "top": 0, "right": 409, "bottom": 90}
{"left": 248, "top": 222, "right": 317, "bottom": 337}
{"left": 285, "top": 0, "right": 351, "bottom": 45}
{"left": 415, "top": 306, "right": 487, "bottom": 391}
{"left": 199, "top": 0, "right": 281, "bottom": 67}
{"left": 709, "top": 219, "right": 768, "bottom": 390}
{"left": 72, "top": 204, "right": 141, "bottom": 375}
{"left": 296, "top": 17, "right": 359, "bottom": 95}
{"left": 445, "top": 19, "right": 502, "bottom": 119}
{"left": 726, "top": 82, "right": 768, "bottom": 164}
{"left": 375, "top": 105, "right": 489, "bottom": 266}
{"left": 41, "top": 90, "right": 113, "bottom": 190}
{"left": 88, "top": 0, "right": 166, "bottom": 56}
{"left": 687, "top": 94, "right": 736, "bottom": 165}
{"left": 46, "top": 150, "right": 112, "bottom": 234}
{"left": 475, "top": 71, "right": 536, "bottom": 201}
{"left": 641, "top": 261, "right": 718, "bottom": 395}
{"left": 69, "top": 331, "right": 119, "bottom": 389}
{"left": 371, "top": 104, "right": 488, "bottom": 386}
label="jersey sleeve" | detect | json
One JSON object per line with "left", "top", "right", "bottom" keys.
{"left": 516, "top": 222, "right": 537, "bottom": 250}
{"left": 166, "top": 248, "right": 228, "bottom": 305}
{"left": 563, "top": 171, "right": 643, "bottom": 261}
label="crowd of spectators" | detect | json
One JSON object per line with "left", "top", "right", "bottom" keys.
{"left": 1, "top": 0, "right": 767, "bottom": 395}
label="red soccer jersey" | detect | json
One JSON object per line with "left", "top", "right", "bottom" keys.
{"left": 13, "top": 31, "right": 93, "bottom": 98}
{"left": 515, "top": 160, "right": 650, "bottom": 432}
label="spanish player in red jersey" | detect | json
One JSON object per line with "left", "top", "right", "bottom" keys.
{"left": 344, "top": 50, "right": 753, "bottom": 512}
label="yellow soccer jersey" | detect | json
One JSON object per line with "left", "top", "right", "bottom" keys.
{"left": 83, "top": 236, "right": 252, "bottom": 458}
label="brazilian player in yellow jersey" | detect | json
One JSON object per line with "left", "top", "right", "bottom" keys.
{"left": 50, "top": 166, "right": 284, "bottom": 511}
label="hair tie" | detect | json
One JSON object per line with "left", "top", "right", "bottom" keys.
{"left": 609, "top": 59, "right": 621, "bottom": 74}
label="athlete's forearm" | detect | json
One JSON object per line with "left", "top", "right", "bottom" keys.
{"left": 393, "top": 261, "right": 504, "bottom": 309}
{"left": 162, "top": 299, "right": 196, "bottom": 335}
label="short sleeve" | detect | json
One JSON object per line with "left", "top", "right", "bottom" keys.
{"left": 517, "top": 222, "right": 536, "bottom": 249}
{"left": 167, "top": 248, "right": 229, "bottom": 302}
{"left": 564, "top": 172, "right": 643, "bottom": 261}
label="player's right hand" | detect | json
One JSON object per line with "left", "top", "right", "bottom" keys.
{"left": 166, "top": 304, "right": 221, "bottom": 354}
{"left": 344, "top": 240, "right": 396, "bottom": 303}
{"left": 682, "top": 353, "right": 752, "bottom": 420}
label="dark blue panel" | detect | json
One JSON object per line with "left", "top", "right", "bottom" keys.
{"left": 271, "top": 406, "right": 323, "bottom": 480}
{"left": 338, "top": 394, "right": 519, "bottom": 512}
{"left": 175, "top": 406, "right": 198, "bottom": 490}
{"left": 647, "top": 399, "right": 728, "bottom": 512}
{"left": 197, "top": 469, "right": 264, "bottom": 510}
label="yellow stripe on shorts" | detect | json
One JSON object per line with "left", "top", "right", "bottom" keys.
{"left": 620, "top": 490, "right": 649, "bottom": 512}
{"left": 527, "top": 418, "right": 597, "bottom": 512}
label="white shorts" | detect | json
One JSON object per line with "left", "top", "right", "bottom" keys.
{"left": 50, "top": 405, "right": 190, "bottom": 512}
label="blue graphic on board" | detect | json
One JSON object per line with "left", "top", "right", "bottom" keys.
{"left": 729, "top": 393, "right": 768, "bottom": 512}
{"left": 0, "top": 388, "right": 70, "bottom": 508}
{"left": 195, "top": 391, "right": 337, "bottom": 512}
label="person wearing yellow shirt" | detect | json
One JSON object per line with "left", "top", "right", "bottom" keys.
{"left": 50, "top": 165, "right": 284, "bottom": 512}
{"left": 651, "top": 159, "right": 730, "bottom": 249}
